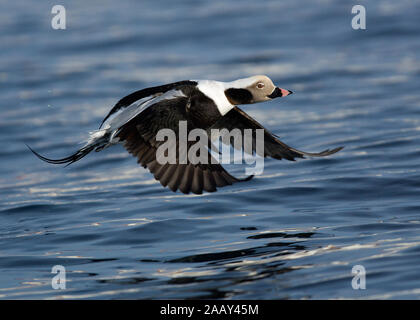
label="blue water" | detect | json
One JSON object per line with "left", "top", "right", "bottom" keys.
{"left": 1, "top": 0, "right": 420, "bottom": 299}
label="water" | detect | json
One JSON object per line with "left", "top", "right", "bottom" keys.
{"left": 1, "top": 0, "right": 420, "bottom": 299}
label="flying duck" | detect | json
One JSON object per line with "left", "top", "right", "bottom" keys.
{"left": 28, "top": 75, "right": 342, "bottom": 194}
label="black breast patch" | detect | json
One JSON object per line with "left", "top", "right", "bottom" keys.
{"left": 224, "top": 88, "right": 253, "bottom": 105}
{"left": 187, "top": 89, "right": 222, "bottom": 129}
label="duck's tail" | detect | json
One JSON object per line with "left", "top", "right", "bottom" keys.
{"left": 26, "top": 143, "right": 97, "bottom": 167}
{"left": 26, "top": 129, "right": 111, "bottom": 167}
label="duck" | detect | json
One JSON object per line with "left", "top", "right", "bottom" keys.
{"left": 28, "top": 75, "right": 342, "bottom": 194}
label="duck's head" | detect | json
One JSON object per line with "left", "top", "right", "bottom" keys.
{"left": 225, "top": 75, "right": 292, "bottom": 105}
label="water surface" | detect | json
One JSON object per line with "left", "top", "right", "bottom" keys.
{"left": 1, "top": 0, "right": 420, "bottom": 299}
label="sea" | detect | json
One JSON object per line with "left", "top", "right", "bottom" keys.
{"left": 1, "top": 0, "right": 420, "bottom": 299}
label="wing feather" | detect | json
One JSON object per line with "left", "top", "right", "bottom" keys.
{"left": 116, "top": 97, "right": 251, "bottom": 194}
{"left": 209, "top": 106, "right": 343, "bottom": 160}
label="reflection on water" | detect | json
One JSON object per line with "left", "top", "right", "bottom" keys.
{"left": 1, "top": 0, "right": 420, "bottom": 299}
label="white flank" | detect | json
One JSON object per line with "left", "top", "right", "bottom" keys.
{"left": 85, "top": 128, "right": 108, "bottom": 145}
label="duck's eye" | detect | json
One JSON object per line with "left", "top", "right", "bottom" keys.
{"left": 256, "top": 82, "right": 265, "bottom": 89}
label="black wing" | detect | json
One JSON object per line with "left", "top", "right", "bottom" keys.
{"left": 100, "top": 80, "right": 197, "bottom": 128}
{"left": 116, "top": 97, "right": 251, "bottom": 195}
{"left": 209, "top": 107, "right": 343, "bottom": 161}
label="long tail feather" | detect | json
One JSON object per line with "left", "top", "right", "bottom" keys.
{"left": 26, "top": 144, "right": 95, "bottom": 166}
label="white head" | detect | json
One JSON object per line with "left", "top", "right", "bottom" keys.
{"left": 224, "top": 75, "right": 292, "bottom": 105}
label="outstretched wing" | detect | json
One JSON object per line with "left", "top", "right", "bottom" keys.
{"left": 100, "top": 80, "right": 197, "bottom": 128}
{"left": 209, "top": 107, "right": 343, "bottom": 161}
{"left": 116, "top": 96, "right": 251, "bottom": 194}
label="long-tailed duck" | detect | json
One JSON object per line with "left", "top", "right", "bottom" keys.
{"left": 28, "top": 75, "right": 342, "bottom": 194}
